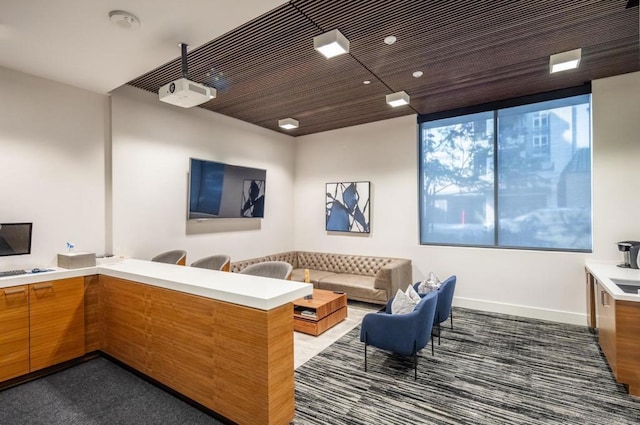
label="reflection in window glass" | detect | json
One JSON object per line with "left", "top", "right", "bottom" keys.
{"left": 419, "top": 93, "right": 592, "bottom": 251}
{"left": 420, "top": 112, "right": 495, "bottom": 245}
{"left": 497, "top": 96, "right": 591, "bottom": 250}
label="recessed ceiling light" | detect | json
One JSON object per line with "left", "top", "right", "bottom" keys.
{"left": 549, "top": 48, "right": 582, "bottom": 73}
{"left": 384, "top": 35, "right": 397, "bottom": 45}
{"left": 363, "top": 80, "right": 371, "bottom": 85}
{"left": 109, "top": 10, "right": 141, "bottom": 30}
{"left": 412, "top": 71, "right": 424, "bottom": 78}
{"left": 386, "top": 91, "right": 410, "bottom": 107}
{"left": 278, "top": 118, "right": 299, "bottom": 130}
{"left": 313, "top": 29, "right": 350, "bottom": 59}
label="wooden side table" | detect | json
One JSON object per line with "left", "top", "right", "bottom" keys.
{"left": 293, "top": 289, "right": 347, "bottom": 336}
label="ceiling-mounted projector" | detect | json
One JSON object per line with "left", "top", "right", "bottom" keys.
{"left": 158, "top": 43, "right": 216, "bottom": 108}
{"left": 159, "top": 78, "right": 216, "bottom": 108}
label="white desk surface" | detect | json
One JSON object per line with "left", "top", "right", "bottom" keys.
{"left": 0, "top": 259, "right": 312, "bottom": 311}
{"left": 585, "top": 260, "right": 640, "bottom": 303}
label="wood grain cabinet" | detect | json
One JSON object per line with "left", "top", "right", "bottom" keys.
{"left": 594, "top": 278, "right": 640, "bottom": 396}
{"left": 100, "top": 276, "right": 150, "bottom": 373}
{"left": 29, "top": 277, "right": 85, "bottom": 372}
{"left": 0, "top": 285, "right": 29, "bottom": 381}
{"left": 99, "top": 275, "right": 294, "bottom": 425}
{"left": 596, "top": 282, "right": 617, "bottom": 374}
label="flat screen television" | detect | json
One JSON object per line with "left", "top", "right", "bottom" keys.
{"left": 188, "top": 158, "right": 266, "bottom": 220}
{"left": 0, "top": 222, "right": 33, "bottom": 257}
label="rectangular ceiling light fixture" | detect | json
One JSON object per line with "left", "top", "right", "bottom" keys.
{"left": 386, "top": 91, "right": 410, "bottom": 107}
{"left": 313, "top": 29, "right": 350, "bottom": 59}
{"left": 278, "top": 118, "right": 299, "bottom": 130}
{"left": 549, "top": 48, "right": 582, "bottom": 73}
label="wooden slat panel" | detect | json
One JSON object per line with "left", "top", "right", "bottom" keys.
{"left": 126, "top": 0, "right": 639, "bottom": 136}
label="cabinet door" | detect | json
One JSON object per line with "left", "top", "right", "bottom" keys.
{"left": 0, "top": 285, "right": 29, "bottom": 381}
{"left": 99, "top": 276, "right": 150, "bottom": 373}
{"left": 597, "top": 282, "right": 617, "bottom": 376}
{"left": 29, "top": 278, "right": 85, "bottom": 372}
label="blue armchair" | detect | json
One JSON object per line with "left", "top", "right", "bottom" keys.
{"left": 359, "top": 290, "right": 438, "bottom": 379}
{"left": 414, "top": 275, "right": 457, "bottom": 345}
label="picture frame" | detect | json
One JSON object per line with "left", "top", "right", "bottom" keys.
{"left": 325, "top": 181, "right": 370, "bottom": 233}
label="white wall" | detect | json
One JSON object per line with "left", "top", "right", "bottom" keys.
{"left": 592, "top": 72, "right": 640, "bottom": 259}
{"left": 110, "top": 85, "right": 295, "bottom": 264}
{"left": 294, "top": 71, "right": 640, "bottom": 325}
{"left": 0, "top": 66, "right": 107, "bottom": 269}
{"left": 3, "top": 62, "right": 637, "bottom": 324}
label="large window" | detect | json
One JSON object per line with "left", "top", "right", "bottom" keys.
{"left": 419, "top": 89, "right": 592, "bottom": 251}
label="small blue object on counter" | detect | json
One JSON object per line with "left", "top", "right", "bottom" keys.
{"left": 31, "top": 268, "right": 52, "bottom": 273}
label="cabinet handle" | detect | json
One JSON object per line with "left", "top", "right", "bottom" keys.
{"left": 3, "top": 287, "right": 26, "bottom": 296}
{"left": 32, "top": 283, "right": 53, "bottom": 291}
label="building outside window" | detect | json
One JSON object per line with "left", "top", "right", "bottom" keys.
{"left": 419, "top": 89, "right": 592, "bottom": 251}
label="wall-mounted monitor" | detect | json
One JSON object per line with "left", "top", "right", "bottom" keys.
{"left": 188, "top": 158, "right": 266, "bottom": 220}
{"left": 0, "top": 222, "right": 33, "bottom": 257}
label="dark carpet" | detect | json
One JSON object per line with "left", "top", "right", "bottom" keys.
{"left": 294, "top": 307, "right": 640, "bottom": 424}
{"left": 1, "top": 308, "right": 639, "bottom": 424}
{"left": 0, "top": 358, "right": 221, "bottom": 425}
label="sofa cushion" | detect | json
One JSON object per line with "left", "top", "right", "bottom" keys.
{"left": 317, "top": 273, "right": 388, "bottom": 304}
{"left": 290, "top": 268, "right": 338, "bottom": 286}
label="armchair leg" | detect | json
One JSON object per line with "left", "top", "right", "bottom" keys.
{"left": 431, "top": 334, "right": 434, "bottom": 356}
{"left": 437, "top": 323, "right": 441, "bottom": 346}
{"left": 450, "top": 311, "right": 453, "bottom": 330}
{"left": 413, "top": 341, "right": 418, "bottom": 380}
{"left": 364, "top": 332, "right": 368, "bottom": 372}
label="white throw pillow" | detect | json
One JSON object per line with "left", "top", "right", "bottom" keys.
{"left": 391, "top": 288, "right": 417, "bottom": 315}
{"left": 417, "top": 271, "right": 441, "bottom": 295}
{"left": 405, "top": 284, "right": 421, "bottom": 304}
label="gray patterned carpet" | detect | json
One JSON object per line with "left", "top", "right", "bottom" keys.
{"left": 1, "top": 308, "right": 639, "bottom": 424}
{"left": 294, "top": 307, "right": 640, "bottom": 425}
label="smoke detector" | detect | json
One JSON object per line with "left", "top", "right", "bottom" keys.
{"left": 109, "top": 10, "right": 141, "bottom": 30}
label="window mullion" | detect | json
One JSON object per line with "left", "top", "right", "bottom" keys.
{"left": 493, "top": 110, "right": 499, "bottom": 246}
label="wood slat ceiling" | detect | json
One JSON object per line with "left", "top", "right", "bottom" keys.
{"left": 128, "top": 0, "right": 639, "bottom": 136}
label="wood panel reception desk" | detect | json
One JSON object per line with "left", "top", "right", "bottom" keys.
{"left": 0, "top": 259, "right": 313, "bottom": 425}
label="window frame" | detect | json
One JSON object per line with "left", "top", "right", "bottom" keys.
{"left": 417, "top": 84, "right": 592, "bottom": 252}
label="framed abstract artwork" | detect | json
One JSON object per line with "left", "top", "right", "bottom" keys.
{"left": 326, "top": 181, "right": 370, "bottom": 233}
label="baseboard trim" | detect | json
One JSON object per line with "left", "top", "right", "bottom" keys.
{"left": 453, "top": 297, "right": 587, "bottom": 326}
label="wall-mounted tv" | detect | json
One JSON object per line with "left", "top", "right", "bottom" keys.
{"left": 188, "top": 158, "right": 266, "bottom": 220}
{"left": 0, "top": 222, "right": 33, "bottom": 257}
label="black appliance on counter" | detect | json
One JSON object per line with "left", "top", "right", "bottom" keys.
{"left": 617, "top": 241, "right": 640, "bottom": 269}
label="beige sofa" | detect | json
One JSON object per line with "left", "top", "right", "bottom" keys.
{"left": 230, "top": 251, "right": 412, "bottom": 305}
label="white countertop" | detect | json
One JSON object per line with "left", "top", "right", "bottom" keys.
{"left": 0, "top": 259, "right": 313, "bottom": 311}
{"left": 585, "top": 260, "right": 640, "bottom": 302}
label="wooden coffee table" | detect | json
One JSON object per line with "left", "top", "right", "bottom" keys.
{"left": 293, "top": 289, "right": 347, "bottom": 336}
